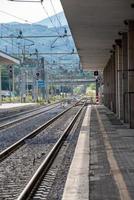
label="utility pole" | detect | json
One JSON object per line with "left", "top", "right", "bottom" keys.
{"left": 94, "top": 71, "right": 99, "bottom": 103}
{"left": 20, "top": 68, "right": 26, "bottom": 102}
{"left": 40, "top": 57, "right": 49, "bottom": 101}
{"left": 25, "top": 70, "right": 29, "bottom": 98}
{"left": 0, "top": 65, "right": 1, "bottom": 105}
{"left": 12, "top": 66, "right": 15, "bottom": 100}
{"left": 32, "top": 69, "right": 36, "bottom": 102}
{"left": 18, "top": 30, "right": 35, "bottom": 102}
{"left": 35, "top": 49, "right": 39, "bottom": 102}
{"left": 40, "top": 57, "right": 45, "bottom": 100}
{"left": 8, "top": 65, "right": 13, "bottom": 102}
{"left": 45, "top": 61, "right": 49, "bottom": 101}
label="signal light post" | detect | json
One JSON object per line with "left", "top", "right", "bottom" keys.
{"left": 94, "top": 71, "right": 99, "bottom": 104}
{"left": 36, "top": 72, "right": 40, "bottom": 102}
{"left": 8, "top": 65, "right": 15, "bottom": 101}
{"left": 0, "top": 66, "right": 1, "bottom": 105}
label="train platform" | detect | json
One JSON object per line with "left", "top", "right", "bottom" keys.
{"left": 0, "top": 103, "right": 36, "bottom": 110}
{"left": 62, "top": 105, "right": 134, "bottom": 200}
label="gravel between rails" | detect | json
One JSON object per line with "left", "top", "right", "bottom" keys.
{"left": 0, "top": 106, "right": 81, "bottom": 200}
{"left": 0, "top": 105, "right": 66, "bottom": 152}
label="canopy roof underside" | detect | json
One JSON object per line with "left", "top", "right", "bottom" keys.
{"left": 61, "top": 0, "right": 134, "bottom": 70}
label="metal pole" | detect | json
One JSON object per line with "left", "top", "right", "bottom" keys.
{"left": 45, "top": 63, "right": 49, "bottom": 101}
{"left": 36, "top": 79, "right": 38, "bottom": 102}
{"left": 0, "top": 65, "right": 1, "bottom": 105}
{"left": 12, "top": 65, "right": 15, "bottom": 101}
{"left": 26, "top": 70, "right": 28, "bottom": 100}
{"left": 96, "top": 79, "right": 99, "bottom": 103}
{"left": 36, "top": 49, "right": 39, "bottom": 102}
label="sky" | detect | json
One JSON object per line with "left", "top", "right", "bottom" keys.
{"left": 0, "top": 0, "right": 63, "bottom": 23}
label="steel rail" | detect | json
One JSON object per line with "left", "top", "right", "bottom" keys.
{"left": 0, "top": 102, "right": 61, "bottom": 130}
{"left": 0, "top": 106, "right": 42, "bottom": 123}
{"left": 0, "top": 101, "right": 80, "bottom": 162}
{"left": 17, "top": 102, "right": 85, "bottom": 200}
{"left": 0, "top": 101, "right": 60, "bottom": 123}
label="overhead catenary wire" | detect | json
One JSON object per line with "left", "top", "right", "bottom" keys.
{"left": 0, "top": 36, "right": 19, "bottom": 49}
{"left": 48, "top": 0, "right": 74, "bottom": 51}
{"left": 9, "top": 0, "right": 70, "bottom": 39}
{"left": 40, "top": 2, "right": 61, "bottom": 37}
{"left": 49, "top": 0, "right": 72, "bottom": 50}
{"left": 49, "top": 0, "right": 62, "bottom": 27}
{"left": 0, "top": 5, "right": 71, "bottom": 55}
{"left": 0, "top": 1, "right": 72, "bottom": 46}
{"left": 8, "top": 0, "right": 41, "bottom": 2}
{"left": 0, "top": 34, "right": 71, "bottom": 38}
{"left": 0, "top": 24, "right": 18, "bottom": 39}
{"left": 0, "top": 8, "right": 59, "bottom": 36}
{"left": 30, "top": 52, "right": 77, "bottom": 55}
{"left": 0, "top": 10, "right": 32, "bottom": 24}
{"left": 0, "top": 9, "right": 55, "bottom": 58}
{"left": 40, "top": 1, "right": 72, "bottom": 52}
{"left": 6, "top": 0, "right": 62, "bottom": 36}
{"left": 0, "top": 32, "right": 34, "bottom": 50}
{"left": 0, "top": 38, "right": 19, "bottom": 53}
{"left": 0, "top": 24, "right": 23, "bottom": 55}
{"left": 0, "top": 7, "right": 53, "bottom": 31}
{"left": 0, "top": 0, "right": 77, "bottom": 66}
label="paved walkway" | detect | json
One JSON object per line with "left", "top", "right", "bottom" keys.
{"left": 62, "top": 106, "right": 91, "bottom": 200}
{"left": 0, "top": 103, "right": 37, "bottom": 110}
{"left": 62, "top": 105, "right": 134, "bottom": 200}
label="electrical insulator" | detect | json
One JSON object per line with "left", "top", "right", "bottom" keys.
{"left": 35, "top": 49, "right": 38, "bottom": 54}
{"left": 71, "top": 48, "right": 74, "bottom": 54}
{"left": 36, "top": 72, "right": 40, "bottom": 79}
{"left": 64, "top": 28, "right": 67, "bottom": 36}
{"left": 17, "top": 30, "right": 23, "bottom": 39}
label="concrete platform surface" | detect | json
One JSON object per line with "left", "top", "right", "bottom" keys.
{"left": 0, "top": 103, "right": 36, "bottom": 109}
{"left": 62, "top": 106, "right": 91, "bottom": 200}
{"left": 62, "top": 105, "right": 134, "bottom": 200}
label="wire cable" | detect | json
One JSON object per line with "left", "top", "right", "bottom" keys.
{"left": 0, "top": 10, "right": 32, "bottom": 24}
{"left": 48, "top": 0, "right": 73, "bottom": 51}
{"left": 48, "top": 0, "right": 70, "bottom": 49}
{"left": 40, "top": 2, "right": 61, "bottom": 37}
{"left": 40, "top": 1, "right": 72, "bottom": 52}
{"left": 49, "top": 0, "right": 62, "bottom": 27}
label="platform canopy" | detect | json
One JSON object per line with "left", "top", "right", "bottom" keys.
{"left": 0, "top": 51, "right": 20, "bottom": 65}
{"left": 61, "top": 0, "right": 134, "bottom": 70}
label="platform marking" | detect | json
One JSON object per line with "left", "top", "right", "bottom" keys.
{"left": 62, "top": 106, "right": 91, "bottom": 200}
{"left": 95, "top": 106, "right": 131, "bottom": 200}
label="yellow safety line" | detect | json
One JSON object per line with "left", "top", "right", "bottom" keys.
{"left": 95, "top": 106, "right": 131, "bottom": 200}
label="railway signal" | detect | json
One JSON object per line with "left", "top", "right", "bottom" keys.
{"left": 94, "top": 71, "right": 98, "bottom": 77}
{"left": 8, "top": 65, "right": 13, "bottom": 79}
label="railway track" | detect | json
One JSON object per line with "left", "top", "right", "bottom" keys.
{"left": 0, "top": 101, "right": 60, "bottom": 122}
{"left": 0, "top": 104, "right": 40, "bottom": 118}
{"left": 0, "top": 102, "right": 61, "bottom": 130}
{"left": 17, "top": 103, "right": 85, "bottom": 200}
{"left": 0, "top": 102, "right": 78, "bottom": 162}
{"left": 0, "top": 100, "right": 85, "bottom": 199}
